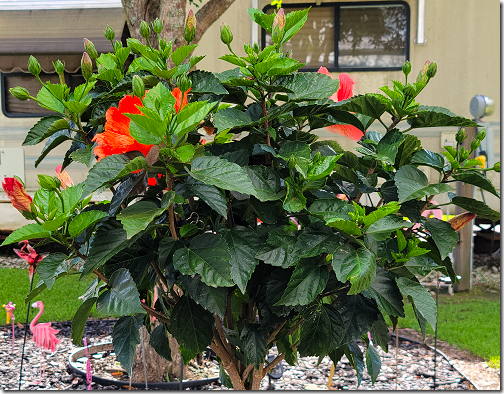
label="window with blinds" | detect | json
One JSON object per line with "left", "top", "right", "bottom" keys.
{"left": 262, "top": 2, "right": 409, "bottom": 72}
{"left": 1, "top": 72, "right": 85, "bottom": 117}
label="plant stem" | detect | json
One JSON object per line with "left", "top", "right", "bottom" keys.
{"left": 166, "top": 170, "right": 178, "bottom": 240}
{"left": 149, "top": 259, "right": 169, "bottom": 291}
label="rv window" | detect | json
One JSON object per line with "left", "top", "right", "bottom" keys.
{"left": 1, "top": 72, "right": 85, "bottom": 117}
{"left": 262, "top": 2, "right": 410, "bottom": 72}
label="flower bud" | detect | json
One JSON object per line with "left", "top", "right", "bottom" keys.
{"left": 459, "top": 147, "right": 470, "bottom": 161}
{"left": 10, "top": 86, "right": 30, "bottom": 101}
{"left": 455, "top": 128, "right": 466, "bottom": 144}
{"left": 178, "top": 74, "right": 192, "bottom": 93}
{"left": 426, "top": 61, "right": 437, "bottom": 78}
{"left": 81, "top": 52, "right": 93, "bottom": 81}
{"left": 220, "top": 22, "right": 233, "bottom": 45}
{"left": 53, "top": 59, "right": 65, "bottom": 75}
{"left": 2, "top": 177, "right": 33, "bottom": 213}
{"left": 271, "top": 8, "right": 285, "bottom": 44}
{"left": 55, "top": 165, "right": 73, "bottom": 190}
{"left": 104, "top": 25, "right": 115, "bottom": 41}
{"left": 403, "top": 83, "right": 416, "bottom": 97}
{"left": 476, "top": 128, "right": 486, "bottom": 141}
{"left": 448, "top": 212, "right": 476, "bottom": 231}
{"left": 184, "top": 10, "right": 196, "bottom": 44}
{"left": 113, "top": 40, "right": 123, "bottom": 53}
{"left": 493, "top": 161, "right": 500, "bottom": 172}
{"left": 152, "top": 18, "right": 163, "bottom": 34}
{"left": 470, "top": 138, "right": 480, "bottom": 152}
{"left": 416, "top": 60, "right": 430, "bottom": 84}
{"left": 140, "top": 21, "right": 151, "bottom": 41}
{"left": 402, "top": 60, "right": 411, "bottom": 76}
{"left": 28, "top": 55, "right": 41, "bottom": 76}
{"left": 83, "top": 38, "right": 98, "bottom": 59}
{"left": 132, "top": 75, "right": 145, "bottom": 99}
{"left": 38, "top": 174, "right": 60, "bottom": 190}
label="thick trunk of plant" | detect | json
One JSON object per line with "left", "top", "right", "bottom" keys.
{"left": 121, "top": 0, "right": 236, "bottom": 50}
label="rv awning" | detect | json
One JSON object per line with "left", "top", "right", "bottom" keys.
{"left": 0, "top": 7, "right": 125, "bottom": 73}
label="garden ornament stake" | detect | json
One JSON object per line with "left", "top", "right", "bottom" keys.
{"left": 3, "top": 302, "right": 16, "bottom": 353}
{"left": 83, "top": 337, "right": 93, "bottom": 390}
{"left": 3, "top": 6, "right": 500, "bottom": 389}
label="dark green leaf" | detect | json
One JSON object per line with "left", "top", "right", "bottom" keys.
{"left": 1, "top": 223, "right": 51, "bottom": 246}
{"left": 365, "top": 345, "right": 381, "bottom": 384}
{"left": 169, "top": 296, "right": 214, "bottom": 354}
{"left": 395, "top": 165, "right": 453, "bottom": 202}
{"left": 255, "top": 226, "right": 299, "bottom": 268}
{"left": 35, "top": 129, "right": 72, "bottom": 167}
{"left": 112, "top": 315, "right": 142, "bottom": 372}
{"left": 411, "top": 149, "right": 446, "bottom": 170}
{"left": 366, "top": 216, "right": 413, "bottom": 241}
{"left": 117, "top": 201, "right": 167, "bottom": 239}
{"left": 362, "top": 202, "right": 400, "bottom": 227}
{"left": 407, "top": 106, "right": 479, "bottom": 128}
{"left": 36, "top": 252, "right": 67, "bottom": 289}
{"left": 363, "top": 265, "right": 404, "bottom": 317}
{"left": 275, "top": 73, "right": 340, "bottom": 101}
{"left": 396, "top": 277, "right": 437, "bottom": 332}
{"left": 243, "top": 166, "right": 285, "bottom": 202}
{"left": 346, "top": 342, "right": 365, "bottom": 386}
{"left": 241, "top": 324, "right": 268, "bottom": 369}
{"left": 453, "top": 170, "right": 500, "bottom": 197}
{"left": 424, "top": 218, "right": 458, "bottom": 260}
{"left": 96, "top": 268, "right": 145, "bottom": 315}
{"left": 331, "top": 246, "right": 376, "bottom": 295}
{"left": 172, "top": 233, "right": 233, "bottom": 287}
{"left": 71, "top": 297, "right": 97, "bottom": 346}
{"left": 376, "top": 128, "right": 404, "bottom": 163}
{"left": 185, "top": 178, "right": 228, "bottom": 217}
{"left": 22, "top": 115, "right": 67, "bottom": 146}
{"left": 213, "top": 107, "right": 252, "bottom": 131}
{"left": 178, "top": 275, "right": 227, "bottom": 317}
{"left": 451, "top": 196, "right": 500, "bottom": 221}
{"left": 308, "top": 198, "right": 353, "bottom": 222}
{"left": 189, "top": 70, "right": 228, "bottom": 95}
{"left": 149, "top": 324, "right": 172, "bottom": 361}
{"left": 369, "top": 316, "right": 389, "bottom": 352}
{"left": 276, "top": 259, "right": 329, "bottom": 306}
{"left": 336, "top": 94, "right": 387, "bottom": 119}
{"left": 68, "top": 211, "right": 108, "bottom": 238}
{"left": 293, "top": 222, "right": 341, "bottom": 258}
{"left": 395, "top": 134, "right": 422, "bottom": 168}
{"left": 223, "top": 226, "right": 261, "bottom": 293}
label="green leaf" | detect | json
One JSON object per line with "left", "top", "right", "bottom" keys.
{"left": 333, "top": 247, "right": 376, "bottom": 295}
{"left": 346, "top": 342, "right": 365, "bottom": 386}
{"left": 241, "top": 324, "right": 268, "bottom": 369}
{"left": 37, "top": 85, "right": 65, "bottom": 113}
{"left": 70, "top": 146, "right": 94, "bottom": 167}
{"left": 407, "top": 105, "right": 479, "bottom": 128}
{"left": 451, "top": 196, "right": 500, "bottom": 221}
{"left": 395, "top": 134, "right": 422, "bottom": 168}
{"left": 363, "top": 265, "right": 404, "bottom": 317}
{"left": 174, "top": 144, "right": 195, "bottom": 162}
{"left": 178, "top": 275, "right": 227, "bottom": 317}
{"left": 453, "top": 170, "right": 500, "bottom": 197}
{"left": 189, "top": 70, "right": 228, "bottom": 95}
{"left": 117, "top": 201, "right": 167, "bottom": 239}
{"left": 366, "top": 216, "right": 413, "bottom": 241}
{"left": 327, "top": 220, "right": 362, "bottom": 236}
{"left": 365, "top": 345, "right": 381, "bottom": 384}
{"left": 247, "top": 8, "right": 274, "bottom": 32}
{"left": 22, "top": 115, "right": 68, "bottom": 146}
{"left": 424, "top": 218, "right": 458, "bottom": 260}
{"left": 276, "top": 73, "right": 340, "bottom": 101}
{"left": 369, "top": 316, "right": 389, "bottom": 352}
{"left": 171, "top": 44, "right": 197, "bottom": 66}
{"left": 126, "top": 114, "right": 166, "bottom": 145}
{"left": 411, "top": 149, "right": 446, "bottom": 170}
{"left": 362, "top": 202, "right": 400, "bottom": 227}
{"left": 1, "top": 223, "right": 51, "bottom": 246}
{"left": 219, "top": 54, "right": 248, "bottom": 67}
{"left": 223, "top": 226, "right": 261, "bottom": 293}
{"left": 149, "top": 324, "right": 172, "bottom": 361}
{"left": 308, "top": 198, "right": 354, "bottom": 222}
{"left": 283, "top": 179, "right": 306, "bottom": 212}
{"left": 96, "top": 268, "right": 145, "bottom": 315}
{"left": 267, "top": 57, "right": 304, "bottom": 77}
{"left": 213, "top": 107, "right": 252, "bottom": 131}
{"left": 395, "top": 165, "right": 453, "bottom": 202}
{"left": 68, "top": 211, "right": 108, "bottom": 238}
{"left": 34, "top": 129, "right": 72, "bottom": 167}
{"left": 169, "top": 295, "right": 214, "bottom": 354}
{"left": 64, "top": 100, "right": 89, "bottom": 115}
{"left": 82, "top": 155, "right": 148, "bottom": 198}
{"left": 41, "top": 217, "right": 67, "bottom": 231}
{"left": 189, "top": 156, "right": 257, "bottom": 196}
{"left": 81, "top": 218, "right": 143, "bottom": 278}
{"left": 173, "top": 233, "right": 233, "bottom": 287}
{"left": 71, "top": 297, "right": 97, "bottom": 346}
{"left": 298, "top": 304, "right": 345, "bottom": 357}
{"left": 282, "top": 8, "right": 310, "bottom": 43}
{"left": 185, "top": 178, "right": 228, "bottom": 217}
{"left": 276, "top": 259, "right": 329, "bottom": 306}
{"left": 36, "top": 252, "right": 67, "bottom": 289}
{"left": 396, "top": 277, "right": 437, "bottom": 332}
{"left": 376, "top": 128, "right": 404, "bottom": 163}
{"left": 255, "top": 225, "right": 299, "bottom": 268}
{"left": 307, "top": 155, "right": 341, "bottom": 180}
{"left": 112, "top": 315, "right": 142, "bottom": 372}
{"left": 293, "top": 222, "right": 341, "bottom": 258}
{"left": 243, "top": 166, "right": 285, "bottom": 202}
{"left": 173, "top": 101, "right": 215, "bottom": 136}
{"left": 336, "top": 94, "right": 387, "bottom": 119}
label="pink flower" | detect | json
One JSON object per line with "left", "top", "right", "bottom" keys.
{"left": 13, "top": 240, "right": 44, "bottom": 282}
{"left": 317, "top": 67, "right": 364, "bottom": 141}
{"left": 2, "top": 177, "right": 32, "bottom": 213}
{"left": 55, "top": 165, "right": 73, "bottom": 189}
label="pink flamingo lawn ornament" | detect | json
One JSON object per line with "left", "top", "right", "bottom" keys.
{"left": 30, "top": 301, "right": 60, "bottom": 352}
{"left": 3, "top": 302, "right": 16, "bottom": 352}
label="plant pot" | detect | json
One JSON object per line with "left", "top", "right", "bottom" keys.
{"left": 68, "top": 342, "right": 220, "bottom": 390}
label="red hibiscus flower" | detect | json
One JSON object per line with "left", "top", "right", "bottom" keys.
{"left": 2, "top": 177, "right": 32, "bottom": 213}
{"left": 317, "top": 67, "right": 364, "bottom": 141}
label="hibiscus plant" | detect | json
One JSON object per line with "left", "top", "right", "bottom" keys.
{"left": 3, "top": 7, "right": 500, "bottom": 390}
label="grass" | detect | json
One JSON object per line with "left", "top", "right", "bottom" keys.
{"left": 392, "top": 287, "right": 500, "bottom": 360}
{"left": 0, "top": 267, "right": 106, "bottom": 325}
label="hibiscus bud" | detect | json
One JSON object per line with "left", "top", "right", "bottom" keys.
{"left": 140, "top": 21, "right": 151, "bottom": 40}
{"left": 81, "top": 52, "right": 93, "bottom": 81}
{"left": 455, "top": 128, "right": 466, "bottom": 144}
{"left": 178, "top": 74, "right": 192, "bottom": 93}
{"left": 38, "top": 174, "right": 60, "bottom": 190}
{"left": 272, "top": 8, "right": 285, "bottom": 44}
{"left": 459, "top": 146, "right": 470, "bottom": 161}
{"left": 220, "top": 22, "right": 233, "bottom": 45}
{"left": 402, "top": 60, "right": 411, "bottom": 76}
{"left": 2, "top": 177, "right": 33, "bottom": 213}
{"left": 416, "top": 60, "right": 430, "bottom": 84}
{"left": 152, "top": 18, "right": 163, "bottom": 34}
{"left": 184, "top": 10, "right": 196, "bottom": 44}
{"left": 132, "top": 75, "right": 145, "bottom": 99}
{"left": 476, "top": 128, "right": 486, "bottom": 141}
{"left": 426, "top": 61, "right": 437, "bottom": 78}
{"left": 28, "top": 55, "right": 41, "bottom": 76}
{"left": 104, "top": 25, "right": 115, "bottom": 41}
{"left": 10, "top": 86, "right": 30, "bottom": 101}
{"left": 55, "top": 165, "right": 73, "bottom": 190}
{"left": 448, "top": 212, "right": 476, "bottom": 231}
{"left": 470, "top": 138, "right": 480, "bottom": 152}
{"left": 52, "top": 60, "right": 65, "bottom": 75}
{"left": 493, "top": 162, "right": 500, "bottom": 172}
{"left": 83, "top": 38, "right": 98, "bottom": 59}
{"left": 403, "top": 83, "right": 416, "bottom": 97}
{"left": 113, "top": 40, "right": 122, "bottom": 53}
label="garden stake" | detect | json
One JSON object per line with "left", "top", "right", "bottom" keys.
{"left": 83, "top": 338, "right": 92, "bottom": 390}
{"left": 18, "top": 276, "right": 34, "bottom": 390}
{"left": 3, "top": 302, "right": 16, "bottom": 353}
{"left": 432, "top": 272, "right": 440, "bottom": 390}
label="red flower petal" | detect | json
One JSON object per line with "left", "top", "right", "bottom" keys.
{"left": 325, "top": 124, "right": 364, "bottom": 141}
{"left": 337, "top": 73, "right": 354, "bottom": 102}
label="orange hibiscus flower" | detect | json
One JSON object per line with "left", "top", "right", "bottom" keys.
{"left": 173, "top": 87, "right": 190, "bottom": 113}
{"left": 317, "top": 67, "right": 364, "bottom": 141}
